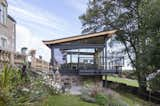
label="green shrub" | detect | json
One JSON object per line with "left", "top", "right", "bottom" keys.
{"left": 80, "top": 86, "right": 128, "bottom": 106}
{"left": 83, "top": 80, "right": 94, "bottom": 87}
{"left": 0, "top": 65, "right": 22, "bottom": 105}
{"left": 148, "top": 73, "right": 160, "bottom": 91}
{"left": 0, "top": 65, "right": 48, "bottom": 106}
{"left": 95, "top": 93, "right": 108, "bottom": 106}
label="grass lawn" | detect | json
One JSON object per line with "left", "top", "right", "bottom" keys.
{"left": 106, "top": 76, "right": 158, "bottom": 106}
{"left": 119, "top": 91, "right": 152, "bottom": 106}
{"left": 107, "top": 76, "right": 139, "bottom": 87}
{"left": 42, "top": 95, "right": 98, "bottom": 106}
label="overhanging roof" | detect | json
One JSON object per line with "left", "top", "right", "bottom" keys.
{"left": 43, "top": 30, "right": 117, "bottom": 45}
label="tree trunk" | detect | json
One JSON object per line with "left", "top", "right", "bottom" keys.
{"left": 137, "top": 71, "right": 147, "bottom": 94}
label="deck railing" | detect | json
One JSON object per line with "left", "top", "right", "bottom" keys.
{"left": 58, "top": 68, "right": 122, "bottom": 76}
{"left": 31, "top": 58, "right": 50, "bottom": 72}
{"left": 59, "top": 69, "right": 79, "bottom": 76}
{"left": 14, "top": 53, "right": 27, "bottom": 65}
{"left": 79, "top": 69, "right": 122, "bottom": 76}
{"left": 0, "top": 48, "right": 50, "bottom": 72}
{"left": 59, "top": 62, "right": 122, "bottom": 76}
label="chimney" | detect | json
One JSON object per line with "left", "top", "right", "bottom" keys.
{"left": 21, "top": 47, "right": 28, "bottom": 55}
{"left": 39, "top": 56, "right": 42, "bottom": 59}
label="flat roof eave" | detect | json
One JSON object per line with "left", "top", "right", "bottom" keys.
{"left": 43, "top": 30, "right": 117, "bottom": 46}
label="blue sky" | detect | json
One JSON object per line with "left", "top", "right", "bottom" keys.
{"left": 7, "top": 0, "right": 88, "bottom": 61}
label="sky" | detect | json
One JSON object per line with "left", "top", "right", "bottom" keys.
{"left": 7, "top": 0, "right": 88, "bottom": 62}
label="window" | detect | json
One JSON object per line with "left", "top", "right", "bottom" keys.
{"left": 0, "top": 3, "right": 7, "bottom": 25}
{"left": 1, "top": 37, "right": 7, "bottom": 49}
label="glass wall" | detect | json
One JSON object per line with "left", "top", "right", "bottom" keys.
{"left": 53, "top": 48, "right": 106, "bottom": 70}
{"left": 53, "top": 48, "right": 67, "bottom": 69}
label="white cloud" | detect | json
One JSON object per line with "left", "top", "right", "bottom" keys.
{"left": 7, "top": 0, "right": 76, "bottom": 62}
{"left": 16, "top": 25, "right": 51, "bottom": 62}
{"left": 8, "top": 0, "right": 74, "bottom": 35}
{"left": 7, "top": 0, "right": 88, "bottom": 62}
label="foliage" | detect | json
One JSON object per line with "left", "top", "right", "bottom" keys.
{"left": 80, "top": 85, "right": 129, "bottom": 106}
{"left": 0, "top": 65, "right": 22, "bottom": 105}
{"left": 95, "top": 93, "right": 108, "bottom": 106}
{"left": 148, "top": 73, "right": 160, "bottom": 91}
{"left": 79, "top": 0, "right": 160, "bottom": 91}
{"left": 83, "top": 79, "right": 94, "bottom": 87}
{"left": 0, "top": 65, "right": 53, "bottom": 106}
{"left": 136, "top": 0, "right": 160, "bottom": 91}
{"left": 45, "top": 83, "right": 62, "bottom": 95}
{"left": 42, "top": 95, "right": 98, "bottom": 106}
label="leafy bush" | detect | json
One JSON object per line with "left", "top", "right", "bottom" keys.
{"left": 95, "top": 93, "right": 108, "bottom": 106}
{"left": 44, "top": 75, "right": 62, "bottom": 95}
{"left": 148, "top": 73, "right": 160, "bottom": 91}
{"left": 0, "top": 65, "right": 48, "bottom": 106}
{"left": 83, "top": 79, "right": 94, "bottom": 87}
{"left": 81, "top": 86, "right": 108, "bottom": 106}
{"left": 80, "top": 86, "right": 128, "bottom": 106}
{"left": 0, "top": 65, "right": 23, "bottom": 105}
{"left": 45, "top": 84, "right": 62, "bottom": 95}
{"left": 80, "top": 87, "right": 96, "bottom": 103}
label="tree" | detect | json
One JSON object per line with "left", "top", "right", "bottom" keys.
{"left": 79, "top": 0, "right": 160, "bottom": 91}
{"left": 139, "top": 0, "right": 160, "bottom": 91}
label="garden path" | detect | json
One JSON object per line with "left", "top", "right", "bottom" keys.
{"left": 69, "top": 85, "right": 82, "bottom": 95}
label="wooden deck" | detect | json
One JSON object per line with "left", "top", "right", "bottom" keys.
{"left": 59, "top": 69, "right": 121, "bottom": 76}
{"left": 79, "top": 69, "right": 121, "bottom": 76}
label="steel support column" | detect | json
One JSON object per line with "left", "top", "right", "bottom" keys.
{"left": 77, "top": 49, "right": 80, "bottom": 69}
{"left": 51, "top": 46, "right": 55, "bottom": 70}
{"left": 70, "top": 54, "right": 72, "bottom": 69}
{"left": 105, "top": 37, "right": 108, "bottom": 70}
{"left": 104, "top": 37, "right": 108, "bottom": 87}
{"left": 103, "top": 47, "right": 105, "bottom": 70}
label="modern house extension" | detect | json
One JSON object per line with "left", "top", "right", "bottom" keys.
{"left": 43, "top": 30, "right": 129, "bottom": 76}
{"left": 0, "top": 0, "right": 16, "bottom": 68}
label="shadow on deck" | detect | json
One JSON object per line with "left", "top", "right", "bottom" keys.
{"left": 59, "top": 69, "right": 121, "bottom": 76}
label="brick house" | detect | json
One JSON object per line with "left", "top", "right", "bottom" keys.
{"left": 0, "top": 0, "right": 16, "bottom": 67}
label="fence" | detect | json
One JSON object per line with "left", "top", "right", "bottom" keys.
{"left": 0, "top": 49, "right": 51, "bottom": 72}
{"left": 14, "top": 52, "right": 27, "bottom": 65}
{"left": 31, "top": 57, "right": 50, "bottom": 72}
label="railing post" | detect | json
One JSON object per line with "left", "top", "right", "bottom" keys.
{"left": 10, "top": 52, "right": 14, "bottom": 66}
{"left": 51, "top": 46, "right": 55, "bottom": 71}
{"left": 105, "top": 37, "right": 108, "bottom": 70}
{"left": 70, "top": 54, "right": 72, "bottom": 69}
{"left": 77, "top": 49, "right": 80, "bottom": 70}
